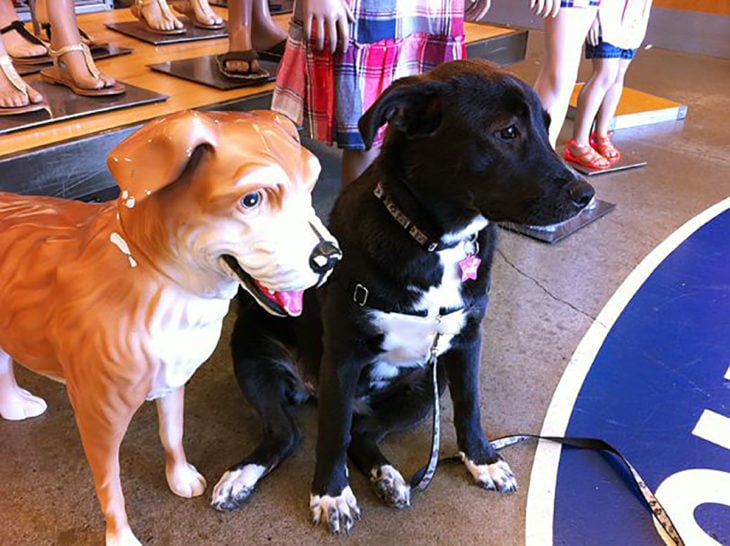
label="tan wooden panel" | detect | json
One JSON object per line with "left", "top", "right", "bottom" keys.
{"left": 654, "top": 0, "right": 730, "bottom": 15}
{"left": 0, "top": 8, "right": 515, "bottom": 158}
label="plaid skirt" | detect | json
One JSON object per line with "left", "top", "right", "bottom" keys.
{"left": 271, "top": 0, "right": 465, "bottom": 150}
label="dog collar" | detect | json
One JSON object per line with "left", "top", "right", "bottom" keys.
{"left": 374, "top": 182, "right": 452, "bottom": 252}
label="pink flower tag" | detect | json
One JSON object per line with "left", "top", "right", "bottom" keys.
{"left": 458, "top": 254, "right": 481, "bottom": 281}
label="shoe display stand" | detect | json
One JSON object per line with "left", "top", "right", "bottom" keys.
{"left": 15, "top": 44, "right": 134, "bottom": 76}
{"left": 149, "top": 53, "right": 278, "bottom": 89}
{"left": 0, "top": 74, "right": 167, "bottom": 137}
{"left": 500, "top": 199, "right": 616, "bottom": 244}
{"left": 105, "top": 20, "right": 227, "bottom": 45}
{"left": 569, "top": 155, "right": 647, "bottom": 177}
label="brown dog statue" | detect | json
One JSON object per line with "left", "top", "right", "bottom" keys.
{"left": 0, "top": 109, "right": 340, "bottom": 545}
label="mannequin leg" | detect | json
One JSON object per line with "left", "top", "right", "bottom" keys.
{"left": 0, "top": 0, "right": 47, "bottom": 59}
{"left": 0, "top": 350, "right": 47, "bottom": 421}
{"left": 533, "top": 7, "right": 598, "bottom": 147}
{"left": 41, "top": 0, "right": 120, "bottom": 92}
{"left": 223, "top": 0, "right": 263, "bottom": 76}
{"left": 251, "top": 0, "right": 287, "bottom": 51}
{"left": 594, "top": 57, "right": 631, "bottom": 137}
{"left": 342, "top": 147, "right": 380, "bottom": 186}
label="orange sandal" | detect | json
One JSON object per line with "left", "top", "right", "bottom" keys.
{"left": 564, "top": 138, "right": 611, "bottom": 170}
{"left": 590, "top": 132, "right": 621, "bottom": 163}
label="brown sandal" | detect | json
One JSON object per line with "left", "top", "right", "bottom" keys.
{"left": 0, "top": 54, "right": 49, "bottom": 116}
{"left": 39, "top": 43, "right": 125, "bottom": 97}
{"left": 0, "top": 20, "right": 50, "bottom": 65}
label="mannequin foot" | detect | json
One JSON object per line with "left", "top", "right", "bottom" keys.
{"left": 131, "top": 0, "right": 185, "bottom": 34}
{"left": 171, "top": 0, "right": 223, "bottom": 29}
{"left": 41, "top": 43, "right": 125, "bottom": 96}
{"left": 591, "top": 132, "right": 621, "bottom": 163}
{"left": 564, "top": 138, "right": 611, "bottom": 170}
{"left": 0, "top": 383, "right": 47, "bottom": 421}
{"left": 0, "top": 20, "right": 48, "bottom": 59}
{"left": 0, "top": 54, "right": 47, "bottom": 115}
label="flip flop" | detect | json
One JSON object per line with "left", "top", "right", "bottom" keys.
{"left": 40, "top": 42, "right": 126, "bottom": 97}
{"left": 216, "top": 50, "right": 271, "bottom": 82}
{"left": 0, "top": 54, "right": 49, "bottom": 116}
{"left": 0, "top": 20, "right": 51, "bottom": 66}
{"left": 131, "top": 0, "right": 186, "bottom": 35}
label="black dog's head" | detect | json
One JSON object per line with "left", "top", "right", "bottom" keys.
{"left": 358, "top": 59, "right": 594, "bottom": 227}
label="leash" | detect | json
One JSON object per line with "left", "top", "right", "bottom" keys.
{"left": 409, "top": 350, "right": 685, "bottom": 546}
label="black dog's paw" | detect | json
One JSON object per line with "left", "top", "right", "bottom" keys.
{"left": 370, "top": 464, "right": 411, "bottom": 508}
{"left": 459, "top": 452, "right": 518, "bottom": 493}
{"left": 210, "top": 464, "right": 266, "bottom": 511}
{"left": 310, "top": 486, "right": 361, "bottom": 534}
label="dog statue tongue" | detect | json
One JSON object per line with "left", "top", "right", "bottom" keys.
{"left": 275, "top": 290, "right": 304, "bottom": 316}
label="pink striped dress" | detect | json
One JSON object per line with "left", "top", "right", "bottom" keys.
{"left": 272, "top": 0, "right": 466, "bottom": 150}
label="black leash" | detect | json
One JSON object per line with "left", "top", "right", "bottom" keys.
{"left": 409, "top": 353, "right": 685, "bottom": 546}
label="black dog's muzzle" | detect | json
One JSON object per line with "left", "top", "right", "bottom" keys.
{"left": 310, "top": 240, "right": 341, "bottom": 275}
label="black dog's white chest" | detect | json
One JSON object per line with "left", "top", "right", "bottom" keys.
{"left": 367, "top": 242, "right": 473, "bottom": 383}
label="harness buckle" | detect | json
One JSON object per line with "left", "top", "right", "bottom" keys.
{"left": 353, "top": 283, "right": 369, "bottom": 306}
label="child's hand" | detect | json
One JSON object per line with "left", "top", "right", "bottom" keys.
{"left": 300, "top": 0, "right": 355, "bottom": 53}
{"left": 465, "top": 0, "right": 491, "bottom": 22}
{"left": 587, "top": 16, "right": 601, "bottom": 46}
{"left": 530, "top": 0, "right": 560, "bottom": 18}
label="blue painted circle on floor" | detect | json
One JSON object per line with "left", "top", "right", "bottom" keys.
{"left": 553, "top": 209, "right": 730, "bottom": 545}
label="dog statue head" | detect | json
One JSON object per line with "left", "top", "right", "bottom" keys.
{"left": 358, "top": 59, "right": 595, "bottom": 227}
{"left": 107, "top": 110, "right": 340, "bottom": 316}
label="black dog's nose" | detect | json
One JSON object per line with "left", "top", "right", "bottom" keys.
{"left": 309, "top": 241, "right": 342, "bottom": 274}
{"left": 569, "top": 180, "right": 596, "bottom": 208}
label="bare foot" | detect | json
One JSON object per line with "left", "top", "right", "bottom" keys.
{"left": 131, "top": 0, "right": 184, "bottom": 33}
{"left": 172, "top": 0, "right": 223, "bottom": 28}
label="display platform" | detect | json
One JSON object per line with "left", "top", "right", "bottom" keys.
{"left": 106, "top": 20, "right": 227, "bottom": 45}
{"left": 499, "top": 199, "right": 616, "bottom": 244}
{"left": 527, "top": 199, "right": 730, "bottom": 545}
{"left": 149, "top": 54, "right": 278, "bottom": 89}
{"left": 568, "top": 84, "right": 688, "bottom": 130}
{"left": 16, "top": 44, "right": 134, "bottom": 76}
{"left": 0, "top": 75, "right": 168, "bottom": 137}
{"left": 568, "top": 155, "right": 647, "bottom": 177}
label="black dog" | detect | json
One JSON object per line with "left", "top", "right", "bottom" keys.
{"left": 211, "top": 59, "right": 595, "bottom": 533}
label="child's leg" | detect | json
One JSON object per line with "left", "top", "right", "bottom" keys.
{"left": 534, "top": 7, "right": 598, "bottom": 147}
{"left": 342, "top": 147, "right": 380, "bottom": 187}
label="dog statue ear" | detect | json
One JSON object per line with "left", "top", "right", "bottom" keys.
{"left": 358, "top": 77, "right": 449, "bottom": 150}
{"left": 107, "top": 110, "right": 218, "bottom": 202}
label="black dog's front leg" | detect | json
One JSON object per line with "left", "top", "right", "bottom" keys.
{"left": 310, "top": 346, "right": 363, "bottom": 534}
{"left": 443, "top": 326, "right": 518, "bottom": 493}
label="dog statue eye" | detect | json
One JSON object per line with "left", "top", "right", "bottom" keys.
{"left": 240, "top": 191, "right": 262, "bottom": 209}
{"left": 499, "top": 125, "right": 518, "bottom": 140}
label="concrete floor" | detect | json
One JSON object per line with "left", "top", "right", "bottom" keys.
{"left": 1, "top": 30, "right": 729, "bottom": 546}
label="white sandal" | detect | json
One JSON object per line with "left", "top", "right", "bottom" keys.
{"left": 0, "top": 54, "right": 49, "bottom": 116}
{"left": 131, "top": 0, "right": 186, "bottom": 35}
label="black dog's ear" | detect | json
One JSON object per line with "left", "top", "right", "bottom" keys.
{"left": 358, "top": 77, "right": 450, "bottom": 150}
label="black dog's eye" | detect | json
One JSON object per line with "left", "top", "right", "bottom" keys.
{"left": 498, "top": 125, "right": 518, "bottom": 140}
{"left": 240, "top": 191, "right": 262, "bottom": 209}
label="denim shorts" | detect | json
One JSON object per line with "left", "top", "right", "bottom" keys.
{"left": 560, "top": 0, "right": 600, "bottom": 7}
{"left": 585, "top": 41, "right": 637, "bottom": 60}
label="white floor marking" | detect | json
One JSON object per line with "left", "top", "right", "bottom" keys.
{"left": 525, "top": 198, "right": 730, "bottom": 546}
